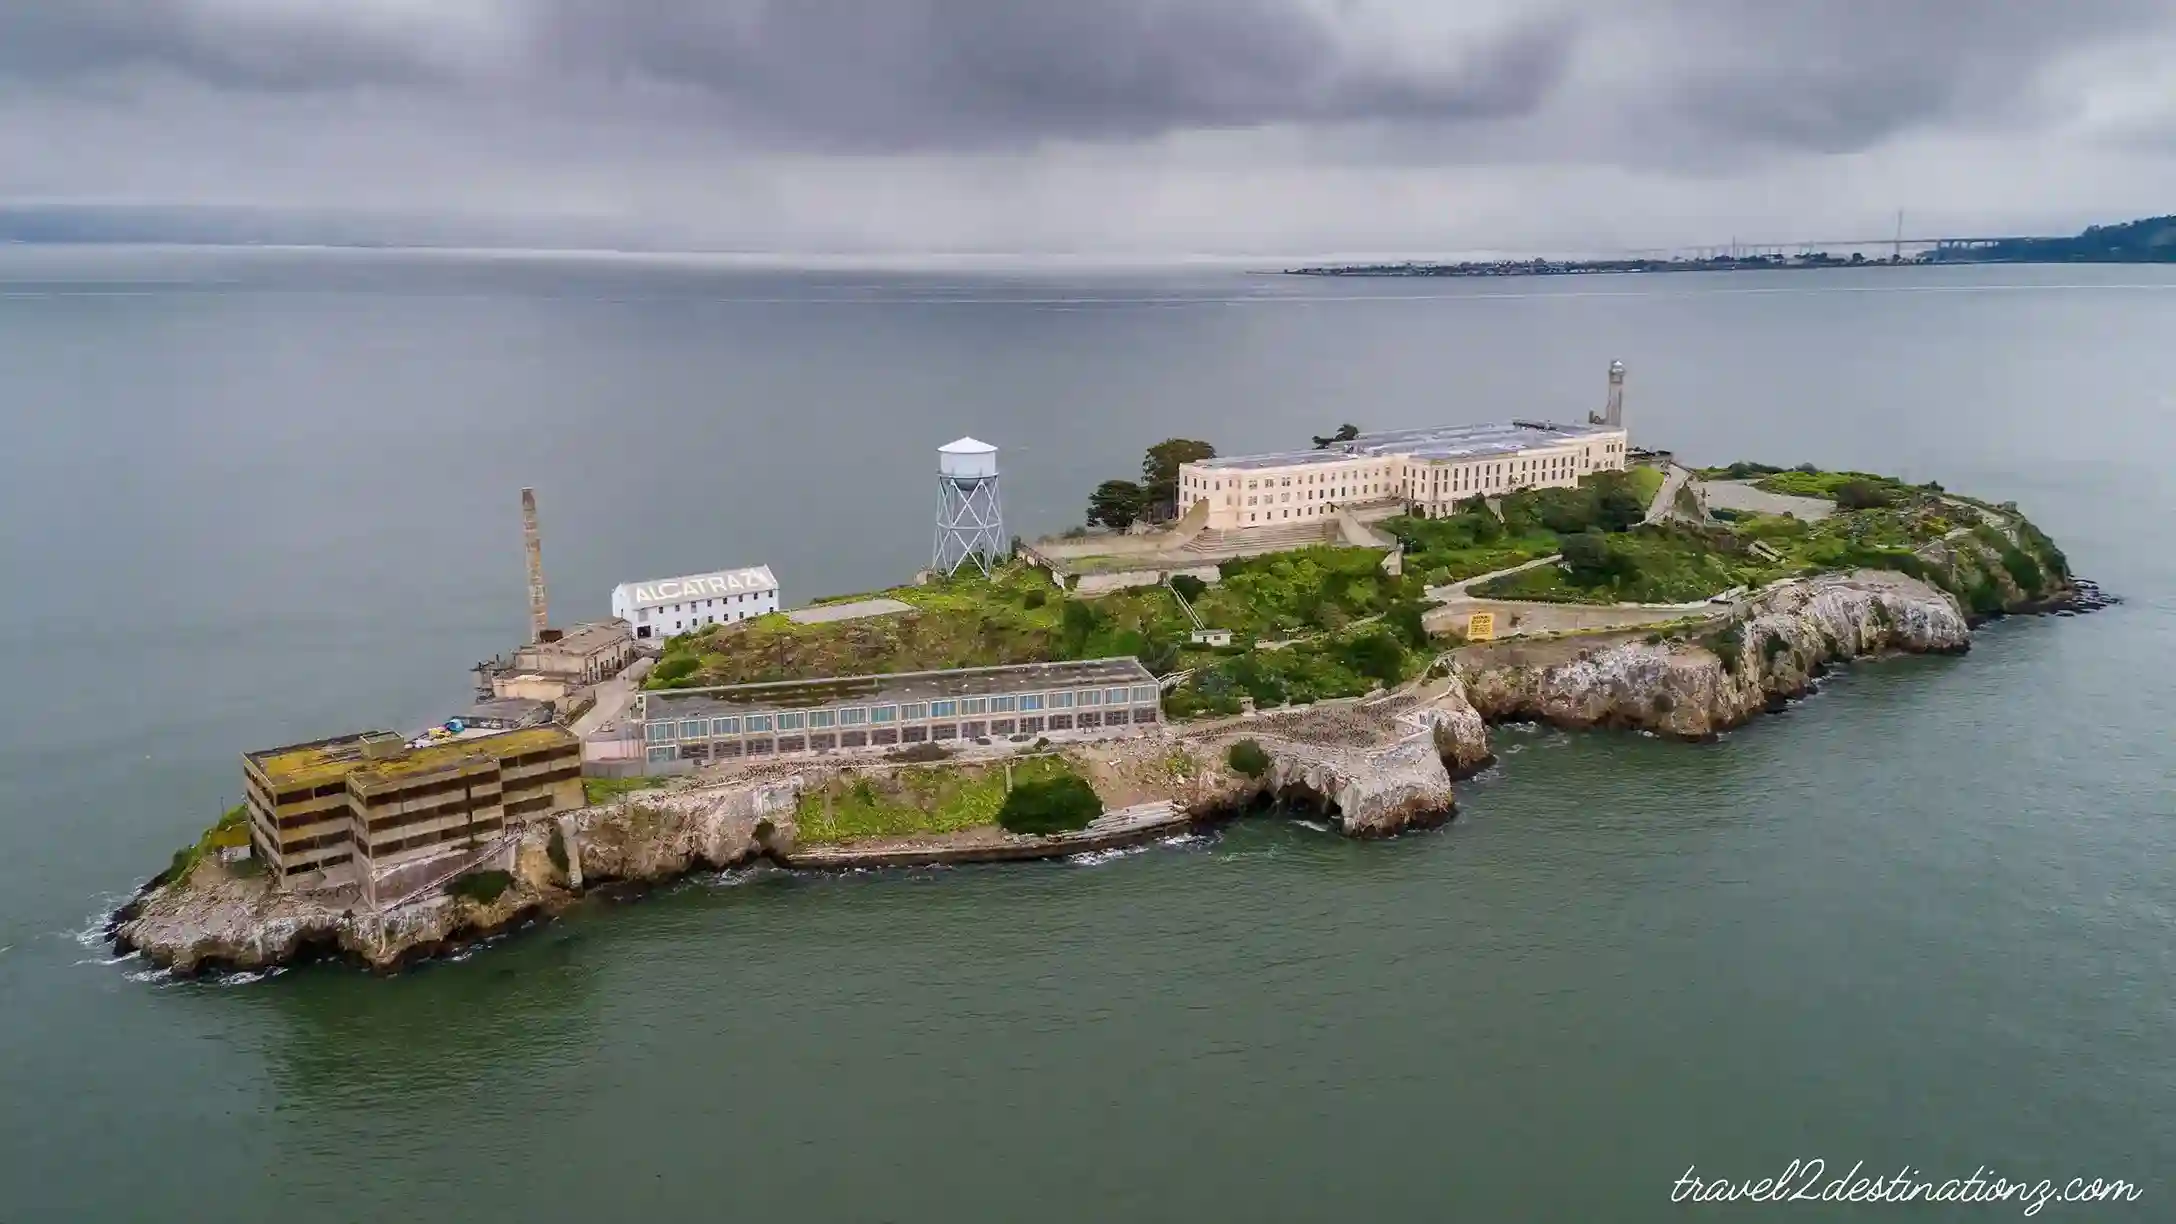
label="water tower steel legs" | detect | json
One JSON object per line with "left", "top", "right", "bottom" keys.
{"left": 934, "top": 475, "right": 1005, "bottom": 578}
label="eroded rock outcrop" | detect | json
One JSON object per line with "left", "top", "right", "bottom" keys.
{"left": 570, "top": 778, "right": 800, "bottom": 884}
{"left": 1454, "top": 570, "right": 1971, "bottom": 738}
{"left": 112, "top": 778, "right": 807, "bottom": 976}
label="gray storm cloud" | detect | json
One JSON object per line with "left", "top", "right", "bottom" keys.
{"left": 0, "top": 0, "right": 2171, "bottom": 251}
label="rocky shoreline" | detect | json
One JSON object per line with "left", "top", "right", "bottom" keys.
{"left": 108, "top": 543, "right": 2108, "bottom": 978}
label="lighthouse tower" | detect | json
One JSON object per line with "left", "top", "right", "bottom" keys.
{"left": 1590, "top": 359, "right": 1626, "bottom": 428}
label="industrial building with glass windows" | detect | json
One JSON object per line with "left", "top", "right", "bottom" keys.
{"left": 633, "top": 658, "right": 1162, "bottom": 772}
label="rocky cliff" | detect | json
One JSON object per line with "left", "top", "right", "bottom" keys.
{"left": 1454, "top": 570, "right": 1972, "bottom": 738}
{"left": 111, "top": 779, "right": 805, "bottom": 976}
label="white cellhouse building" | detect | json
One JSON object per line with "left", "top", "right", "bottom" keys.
{"left": 611, "top": 565, "right": 780, "bottom": 639}
{"left": 1177, "top": 420, "right": 1631, "bottom": 530}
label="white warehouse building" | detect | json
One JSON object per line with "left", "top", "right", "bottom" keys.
{"left": 611, "top": 565, "right": 779, "bottom": 639}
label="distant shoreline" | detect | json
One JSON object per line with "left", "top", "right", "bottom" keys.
{"left": 1285, "top": 255, "right": 2176, "bottom": 279}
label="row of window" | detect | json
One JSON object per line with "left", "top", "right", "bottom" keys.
{"left": 1181, "top": 466, "right": 1395, "bottom": 497}
{"left": 643, "top": 708, "right": 1159, "bottom": 763}
{"left": 644, "top": 685, "right": 1159, "bottom": 744}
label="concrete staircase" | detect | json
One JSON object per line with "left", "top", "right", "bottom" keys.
{"left": 1181, "top": 520, "right": 1340, "bottom": 556}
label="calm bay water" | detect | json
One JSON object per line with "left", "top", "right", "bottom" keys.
{"left": 0, "top": 250, "right": 2172, "bottom": 1221}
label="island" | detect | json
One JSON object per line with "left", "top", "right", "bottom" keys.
{"left": 111, "top": 411, "right": 2111, "bottom": 977}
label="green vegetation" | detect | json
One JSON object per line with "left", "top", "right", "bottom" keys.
{"left": 794, "top": 756, "right": 1088, "bottom": 844}
{"left": 1974, "top": 524, "right": 2047, "bottom": 596}
{"left": 1703, "top": 622, "right": 1747, "bottom": 676}
{"left": 1311, "top": 423, "right": 1360, "bottom": 448}
{"left": 2016, "top": 520, "right": 2071, "bottom": 583}
{"left": 1384, "top": 503, "right": 1558, "bottom": 586}
{"left": 166, "top": 804, "right": 252, "bottom": 884}
{"left": 1751, "top": 468, "right": 1925, "bottom": 505}
{"left": 1226, "top": 739, "right": 1272, "bottom": 778}
{"left": 1624, "top": 464, "right": 1667, "bottom": 510}
{"left": 1464, "top": 466, "right": 2064, "bottom": 611}
{"left": 1142, "top": 438, "right": 1216, "bottom": 521}
{"left": 445, "top": 869, "right": 513, "bottom": 905}
{"left": 1086, "top": 479, "right": 1148, "bottom": 531}
{"left": 1760, "top": 630, "right": 1792, "bottom": 665}
{"left": 996, "top": 773, "right": 1104, "bottom": 836}
{"left": 583, "top": 775, "right": 667, "bottom": 805}
{"left": 1477, "top": 522, "right": 1784, "bottom": 605}
{"left": 1697, "top": 461, "right": 1785, "bottom": 480}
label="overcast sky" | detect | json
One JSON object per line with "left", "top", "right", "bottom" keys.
{"left": 2, "top": 0, "right": 2173, "bottom": 255}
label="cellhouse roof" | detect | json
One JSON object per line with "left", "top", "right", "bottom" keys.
{"left": 613, "top": 566, "right": 778, "bottom": 611}
{"left": 1194, "top": 419, "right": 1617, "bottom": 470}
{"left": 640, "top": 658, "right": 1155, "bottom": 718}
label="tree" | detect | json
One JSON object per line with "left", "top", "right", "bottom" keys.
{"left": 1311, "top": 423, "right": 1360, "bottom": 449}
{"left": 1384, "top": 599, "right": 1430, "bottom": 650}
{"left": 1058, "top": 598, "right": 1102, "bottom": 657}
{"left": 1591, "top": 471, "right": 1647, "bottom": 531}
{"left": 1142, "top": 438, "right": 1216, "bottom": 521}
{"left": 1833, "top": 480, "right": 1897, "bottom": 511}
{"left": 997, "top": 774, "right": 1103, "bottom": 836}
{"left": 1338, "top": 631, "right": 1408, "bottom": 684}
{"left": 1561, "top": 530, "right": 1632, "bottom": 585}
{"left": 1086, "top": 479, "right": 1147, "bottom": 531}
{"left": 1226, "top": 739, "right": 1272, "bottom": 778}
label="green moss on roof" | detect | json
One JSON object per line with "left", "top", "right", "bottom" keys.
{"left": 250, "top": 726, "right": 574, "bottom": 789}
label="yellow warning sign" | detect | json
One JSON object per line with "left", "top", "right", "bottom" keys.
{"left": 1466, "top": 612, "right": 1496, "bottom": 641}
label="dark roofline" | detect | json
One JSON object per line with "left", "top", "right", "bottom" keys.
{"left": 650, "top": 656, "right": 1151, "bottom": 701}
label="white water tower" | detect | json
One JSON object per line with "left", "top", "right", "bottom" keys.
{"left": 933, "top": 436, "right": 1005, "bottom": 578}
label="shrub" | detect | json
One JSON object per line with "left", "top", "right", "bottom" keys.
{"left": 1384, "top": 599, "right": 1430, "bottom": 650}
{"left": 1337, "top": 631, "right": 1408, "bottom": 684}
{"left": 996, "top": 774, "right": 1103, "bottom": 836}
{"left": 1022, "top": 587, "right": 1047, "bottom": 609}
{"left": 1226, "top": 739, "right": 1273, "bottom": 778}
{"left": 1716, "top": 461, "right": 1783, "bottom": 479}
{"left": 1833, "top": 480, "right": 1898, "bottom": 511}
{"left": 1703, "top": 622, "right": 1746, "bottom": 675}
{"left": 2017, "top": 521, "right": 2070, "bottom": 580}
{"left": 446, "top": 869, "right": 513, "bottom": 905}
{"left": 1169, "top": 573, "right": 1208, "bottom": 601}
{"left": 650, "top": 655, "right": 700, "bottom": 687}
{"left": 1999, "top": 547, "right": 2043, "bottom": 595}
{"left": 886, "top": 741, "right": 953, "bottom": 763}
{"left": 1643, "top": 632, "right": 1664, "bottom": 645}
{"left": 1967, "top": 575, "right": 2006, "bottom": 616}
{"left": 1561, "top": 531, "right": 1635, "bottom": 585}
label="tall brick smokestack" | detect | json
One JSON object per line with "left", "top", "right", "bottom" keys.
{"left": 521, "top": 487, "right": 548, "bottom": 643}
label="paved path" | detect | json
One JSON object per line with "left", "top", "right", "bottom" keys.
{"left": 1423, "top": 554, "right": 1561, "bottom": 603}
{"left": 1644, "top": 464, "right": 1695, "bottom": 523}
{"left": 1701, "top": 480, "right": 1835, "bottom": 521}
{"left": 572, "top": 674, "right": 638, "bottom": 737}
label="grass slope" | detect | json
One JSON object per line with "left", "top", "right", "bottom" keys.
{"left": 794, "top": 755, "right": 1087, "bottom": 844}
